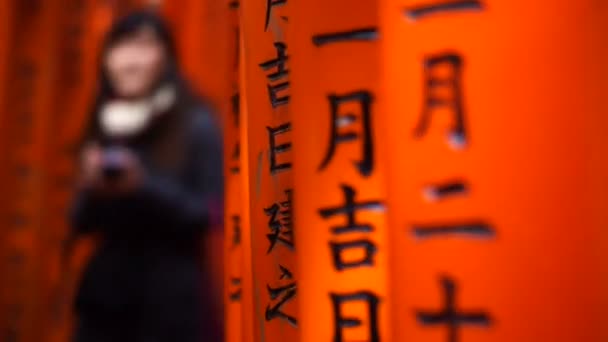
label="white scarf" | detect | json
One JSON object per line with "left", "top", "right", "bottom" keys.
{"left": 99, "top": 85, "right": 176, "bottom": 138}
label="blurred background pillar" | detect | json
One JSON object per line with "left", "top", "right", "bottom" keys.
{"left": 45, "top": 1, "right": 98, "bottom": 341}
{"left": 221, "top": 1, "right": 248, "bottom": 342}
{"left": 237, "top": 28, "right": 256, "bottom": 342}
{"left": 379, "top": 0, "right": 608, "bottom": 341}
{"left": 0, "top": 0, "right": 15, "bottom": 339}
{"left": 49, "top": 2, "right": 121, "bottom": 341}
{"left": 0, "top": 1, "right": 64, "bottom": 341}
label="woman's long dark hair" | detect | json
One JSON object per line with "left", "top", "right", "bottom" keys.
{"left": 80, "top": 10, "right": 202, "bottom": 148}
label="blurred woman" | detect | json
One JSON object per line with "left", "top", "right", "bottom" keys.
{"left": 67, "top": 10, "right": 223, "bottom": 342}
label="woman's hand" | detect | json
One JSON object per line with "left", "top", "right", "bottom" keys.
{"left": 101, "top": 146, "right": 143, "bottom": 195}
{"left": 78, "top": 144, "right": 143, "bottom": 195}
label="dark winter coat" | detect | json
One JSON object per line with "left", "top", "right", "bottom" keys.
{"left": 70, "top": 105, "right": 223, "bottom": 342}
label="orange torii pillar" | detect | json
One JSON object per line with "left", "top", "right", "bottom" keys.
{"left": 0, "top": 0, "right": 15, "bottom": 338}
{"left": 224, "top": 62, "right": 244, "bottom": 342}
{"left": 289, "top": 0, "right": 390, "bottom": 341}
{"left": 240, "top": 0, "right": 298, "bottom": 340}
{"left": 237, "top": 28, "right": 256, "bottom": 342}
{"left": 0, "top": 1, "right": 64, "bottom": 341}
{"left": 46, "top": 1, "right": 111, "bottom": 341}
{"left": 223, "top": 2, "right": 247, "bottom": 342}
{"left": 380, "top": 0, "right": 608, "bottom": 341}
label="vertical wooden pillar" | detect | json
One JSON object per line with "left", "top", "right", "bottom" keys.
{"left": 380, "top": 0, "right": 608, "bottom": 341}
{"left": 0, "top": 1, "right": 63, "bottom": 341}
{"left": 290, "top": 0, "right": 389, "bottom": 341}
{"left": 0, "top": 1, "right": 113, "bottom": 341}
{"left": 224, "top": 1, "right": 246, "bottom": 342}
{"left": 240, "top": 0, "right": 298, "bottom": 340}
{"left": 0, "top": 0, "right": 15, "bottom": 338}
{"left": 238, "top": 28, "right": 256, "bottom": 342}
{"left": 46, "top": 1, "right": 102, "bottom": 341}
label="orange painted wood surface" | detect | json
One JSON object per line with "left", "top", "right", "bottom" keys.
{"left": 240, "top": 0, "right": 298, "bottom": 340}
{"left": 46, "top": 1, "right": 109, "bottom": 341}
{"left": 380, "top": 0, "right": 608, "bottom": 341}
{"left": 0, "top": 1, "right": 119, "bottom": 341}
{"left": 0, "top": 1, "right": 64, "bottom": 341}
{"left": 223, "top": 1, "right": 245, "bottom": 342}
{"left": 289, "top": 0, "right": 390, "bottom": 341}
{"left": 237, "top": 27, "right": 256, "bottom": 342}
{"left": 0, "top": 1, "right": 15, "bottom": 339}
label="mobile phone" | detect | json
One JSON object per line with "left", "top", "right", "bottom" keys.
{"left": 101, "top": 148, "right": 125, "bottom": 181}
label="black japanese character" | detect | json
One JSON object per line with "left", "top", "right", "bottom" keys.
{"left": 264, "top": 0, "right": 287, "bottom": 31}
{"left": 229, "top": 277, "right": 242, "bottom": 301}
{"left": 267, "top": 123, "right": 292, "bottom": 174}
{"left": 404, "top": 0, "right": 483, "bottom": 21}
{"left": 414, "top": 53, "right": 467, "bottom": 149}
{"left": 330, "top": 291, "right": 380, "bottom": 342}
{"left": 318, "top": 184, "right": 384, "bottom": 235}
{"left": 423, "top": 180, "right": 467, "bottom": 201}
{"left": 231, "top": 92, "right": 240, "bottom": 127}
{"left": 329, "top": 239, "right": 377, "bottom": 271}
{"left": 319, "top": 91, "right": 374, "bottom": 177}
{"left": 230, "top": 142, "right": 240, "bottom": 174}
{"left": 231, "top": 215, "right": 241, "bottom": 247}
{"left": 412, "top": 221, "right": 494, "bottom": 239}
{"left": 312, "top": 27, "right": 377, "bottom": 46}
{"left": 265, "top": 189, "right": 293, "bottom": 253}
{"left": 416, "top": 276, "right": 491, "bottom": 342}
{"left": 259, "top": 42, "right": 289, "bottom": 108}
{"left": 265, "top": 265, "right": 297, "bottom": 326}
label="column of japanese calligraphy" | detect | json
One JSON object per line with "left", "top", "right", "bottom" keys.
{"left": 223, "top": 1, "right": 247, "bottom": 342}
{"left": 0, "top": 1, "right": 64, "bottom": 341}
{"left": 289, "top": 0, "right": 390, "bottom": 341}
{"left": 380, "top": 0, "right": 608, "bottom": 341}
{"left": 240, "top": 0, "right": 298, "bottom": 340}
